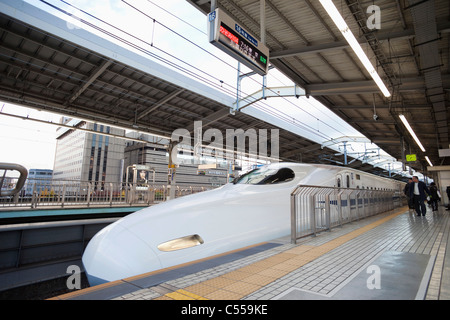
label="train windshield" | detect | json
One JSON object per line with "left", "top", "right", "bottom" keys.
{"left": 233, "top": 167, "right": 295, "bottom": 185}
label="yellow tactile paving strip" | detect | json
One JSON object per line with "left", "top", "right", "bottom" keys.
{"left": 50, "top": 242, "right": 271, "bottom": 300}
{"left": 156, "top": 207, "right": 408, "bottom": 300}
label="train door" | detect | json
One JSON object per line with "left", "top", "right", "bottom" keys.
{"left": 336, "top": 174, "right": 342, "bottom": 188}
{"left": 337, "top": 172, "right": 352, "bottom": 188}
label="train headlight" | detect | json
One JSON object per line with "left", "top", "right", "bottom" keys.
{"left": 157, "top": 234, "right": 204, "bottom": 252}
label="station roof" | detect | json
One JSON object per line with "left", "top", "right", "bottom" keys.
{"left": 0, "top": 1, "right": 331, "bottom": 169}
{"left": 189, "top": 0, "right": 450, "bottom": 171}
{"left": 0, "top": 0, "right": 448, "bottom": 178}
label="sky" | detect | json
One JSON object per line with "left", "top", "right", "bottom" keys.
{"left": 0, "top": 0, "right": 412, "bottom": 177}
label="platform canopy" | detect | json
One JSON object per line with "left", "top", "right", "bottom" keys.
{"left": 189, "top": 0, "right": 450, "bottom": 171}
{"left": 1, "top": 0, "right": 448, "bottom": 178}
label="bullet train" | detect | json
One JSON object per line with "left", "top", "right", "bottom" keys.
{"left": 82, "top": 162, "right": 404, "bottom": 286}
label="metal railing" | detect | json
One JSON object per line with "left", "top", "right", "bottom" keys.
{"left": 0, "top": 177, "right": 212, "bottom": 209}
{"left": 290, "top": 185, "right": 404, "bottom": 244}
{"left": 0, "top": 163, "right": 28, "bottom": 197}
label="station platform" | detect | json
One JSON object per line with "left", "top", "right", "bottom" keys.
{"left": 51, "top": 205, "right": 450, "bottom": 301}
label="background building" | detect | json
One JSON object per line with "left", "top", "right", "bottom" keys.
{"left": 23, "top": 169, "right": 53, "bottom": 196}
{"left": 52, "top": 118, "right": 125, "bottom": 183}
{"left": 52, "top": 119, "right": 238, "bottom": 188}
{"left": 124, "top": 133, "right": 237, "bottom": 187}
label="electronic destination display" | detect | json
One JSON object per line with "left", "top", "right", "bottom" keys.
{"left": 208, "top": 8, "right": 269, "bottom": 76}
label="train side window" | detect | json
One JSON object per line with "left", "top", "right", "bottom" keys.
{"left": 337, "top": 178, "right": 341, "bottom": 188}
{"left": 261, "top": 168, "right": 295, "bottom": 184}
{"left": 234, "top": 167, "right": 295, "bottom": 185}
{"left": 346, "top": 175, "right": 350, "bottom": 188}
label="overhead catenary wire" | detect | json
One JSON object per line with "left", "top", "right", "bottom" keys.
{"left": 38, "top": 0, "right": 348, "bottom": 142}
{"left": 57, "top": 0, "right": 239, "bottom": 94}
{"left": 122, "top": 0, "right": 351, "bottom": 139}
{"left": 52, "top": 0, "right": 336, "bottom": 139}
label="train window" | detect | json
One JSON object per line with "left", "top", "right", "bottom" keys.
{"left": 337, "top": 178, "right": 341, "bottom": 188}
{"left": 346, "top": 175, "right": 350, "bottom": 188}
{"left": 234, "top": 167, "right": 295, "bottom": 185}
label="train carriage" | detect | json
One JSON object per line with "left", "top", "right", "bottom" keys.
{"left": 82, "top": 162, "right": 403, "bottom": 285}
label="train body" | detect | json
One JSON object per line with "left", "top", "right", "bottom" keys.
{"left": 82, "top": 162, "right": 403, "bottom": 286}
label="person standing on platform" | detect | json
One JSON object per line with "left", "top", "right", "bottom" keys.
{"left": 409, "top": 176, "right": 430, "bottom": 216}
{"left": 404, "top": 178, "right": 413, "bottom": 209}
{"left": 428, "top": 182, "right": 440, "bottom": 212}
{"left": 446, "top": 186, "right": 450, "bottom": 210}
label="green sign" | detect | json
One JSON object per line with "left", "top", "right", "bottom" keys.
{"left": 406, "top": 154, "right": 417, "bottom": 162}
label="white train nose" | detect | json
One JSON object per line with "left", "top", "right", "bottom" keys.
{"left": 82, "top": 223, "right": 162, "bottom": 286}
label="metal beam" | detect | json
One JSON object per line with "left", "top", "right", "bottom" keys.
{"left": 67, "top": 58, "right": 113, "bottom": 104}
{"left": 135, "top": 88, "right": 185, "bottom": 121}
{"left": 271, "top": 21, "right": 450, "bottom": 59}
{"left": 304, "top": 75, "right": 450, "bottom": 95}
{"left": 321, "top": 136, "right": 371, "bottom": 149}
{"left": 334, "top": 104, "right": 432, "bottom": 110}
{"left": 408, "top": 0, "right": 449, "bottom": 148}
{"left": 271, "top": 29, "right": 413, "bottom": 59}
{"left": 186, "top": 108, "right": 231, "bottom": 133}
{"left": 233, "top": 85, "right": 306, "bottom": 112}
{"left": 371, "top": 139, "right": 402, "bottom": 145}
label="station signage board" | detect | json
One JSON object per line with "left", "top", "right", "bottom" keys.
{"left": 208, "top": 8, "right": 269, "bottom": 76}
{"left": 406, "top": 154, "right": 417, "bottom": 162}
{"left": 438, "top": 149, "right": 450, "bottom": 157}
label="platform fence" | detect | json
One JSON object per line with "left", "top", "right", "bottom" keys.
{"left": 0, "top": 177, "right": 213, "bottom": 209}
{"left": 290, "top": 185, "right": 405, "bottom": 244}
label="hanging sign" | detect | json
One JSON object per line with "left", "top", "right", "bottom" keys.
{"left": 208, "top": 8, "right": 269, "bottom": 76}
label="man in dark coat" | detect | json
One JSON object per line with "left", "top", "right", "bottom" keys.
{"left": 409, "top": 176, "right": 430, "bottom": 216}
{"left": 428, "top": 182, "right": 440, "bottom": 211}
{"left": 404, "top": 178, "right": 413, "bottom": 209}
{"left": 446, "top": 186, "right": 450, "bottom": 210}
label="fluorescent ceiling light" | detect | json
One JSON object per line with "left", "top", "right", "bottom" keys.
{"left": 319, "top": 0, "right": 391, "bottom": 98}
{"left": 425, "top": 156, "right": 433, "bottom": 167}
{"left": 399, "top": 114, "right": 426, "bottom": 152}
